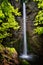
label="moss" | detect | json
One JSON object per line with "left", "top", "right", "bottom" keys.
{"left": 20, "top": 60, "right": 30, "bottom": 65}
{"left": 0, "top": 44, "right": 18, "bottom": 65}
{"left": 6, "top": 47, "right": 16, "bottom": 53}
{"left": 5, "top": 47, "right": 17, "bottom": 56}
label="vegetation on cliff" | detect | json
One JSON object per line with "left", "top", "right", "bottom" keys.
{"left": 0, "top": 0, "right": 21, "bottom": 65}
{"left": 33, "top": 0, "right": 43, "bottom": 35}
{"left": 0, "top": 0, "right": 43, "bottom": 65}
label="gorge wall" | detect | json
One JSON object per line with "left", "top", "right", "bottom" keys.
{"left": 10, "top": 0, "right": 43, "bottom": 64}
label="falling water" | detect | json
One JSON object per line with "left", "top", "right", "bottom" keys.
{"left": 19, "top": 2, "right": 37, "bottom": 60}
{"left": 23, "top": 2, "right": 27, "bottom": 55}
{"left": 19, "top": 2, "right": 29, "bottom": 58}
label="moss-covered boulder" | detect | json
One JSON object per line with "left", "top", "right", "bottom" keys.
{"left": 0, "top": 44, "right": 19, "bottom": 65}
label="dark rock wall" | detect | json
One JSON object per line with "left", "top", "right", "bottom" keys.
{"left": 10, "top": 0, "right": 43, "bottom": 64}
{"left": 26, "top": 1, "right": 43, "bottom": 56}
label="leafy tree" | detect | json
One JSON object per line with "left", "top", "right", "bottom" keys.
{"left": 0, "top": 0, "right": 21, "bottom": 39}
{"left": 33, "top": 0, "right": 43, "bottom": 34}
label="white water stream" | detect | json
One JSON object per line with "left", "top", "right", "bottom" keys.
{"left": 19, "top": 2, "right": 37, "bottom": 61}
{"left": 23, "top": 3, "right": 27, "bottom": 55}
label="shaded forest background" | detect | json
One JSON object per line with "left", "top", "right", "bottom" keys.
{"left": 0, "top": 0, "right": 43, "bottom": 65}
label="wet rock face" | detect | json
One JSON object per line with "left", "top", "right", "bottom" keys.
{"left": 10, "top": 0, "right": 43, "bottom": 64}
{"left": 26, "top": 1, "right": 43, "bottom": 56}
{"left": 12, "top": 0, "right": 39, "bottom": 54}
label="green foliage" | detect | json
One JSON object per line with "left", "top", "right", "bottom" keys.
{"left": 21, "top": 60, "right": 29, "bottom": 65}
{"left": 6, "top": 47, "right": 16, "bottom": 54}
{"left": 0, "top": 0, "right": 21, "bottom": 39}
{"left": 33, "top": 0, "right": 43, "bottom": 35}
{"left": 34, "top": 27, "right": 43, "bottom": 34}
{"left": 0, "top": 0, "right": 20, "bottom": 64}
{"left": 33, "top": 0, "right": 43, "bottom": 9}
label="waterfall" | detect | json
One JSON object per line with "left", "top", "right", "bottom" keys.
{"left": 23, "top": 3, "right": 27, "bottom": 55}
{"left": 19, "top": 2, "right": 37, "bottom": 61}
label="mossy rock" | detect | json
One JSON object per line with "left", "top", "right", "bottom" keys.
{"left": 5, "top": 47, "right": 17, "bottom": 54}
{"left": 0, "top": 45, "right": 19, "bottom": 65}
